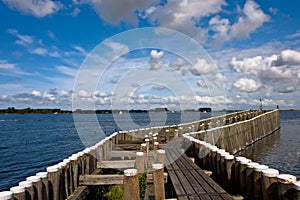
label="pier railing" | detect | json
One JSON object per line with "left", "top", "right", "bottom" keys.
{"left": 1, "top": 109, "right": 299, "bottom": 200}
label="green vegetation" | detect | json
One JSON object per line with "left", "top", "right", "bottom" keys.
{"left": 138, "top": 173, "right": 147, "bottom": 200}
{"left": 0, "top": 107, "right": 72, "bottom": 114}
{"left": 103, "top": 184, "right": 124, "bottom": 200}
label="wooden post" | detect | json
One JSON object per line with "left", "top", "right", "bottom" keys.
{"left": 153, "top": 142, "right": 159, "bottom": 151}
{"left": 261, "top": 168, "right": 279, "bottom": 200}
{"left": 239, "top": 159, "right": 251, "bottom": 195}
{"left": 10, "top": 186, "right": 25, "bottom": 200}
{"left": 0, "top": 191, "right": 13, "bottom": 200}
{"left": 293, "top": 181, "right": 300, "bottom": 200}
{"left": 152, "top": 163, "right": 165, "bottom": 200}
{"left": 26, "top": 176, "right": 42, "bottom": 200}
{"left": 277, "top": 174, "right": 297, "bottom": 199}
{"left": 216, "top": 149, "right": 226, "bottom": 182}
{"left": 156, "top": 149, "right": 166, "bottom": 164}
{"left": 69, "top": 154, "right": 80, "bottom": 192}
{"left": 234, "top": 156, "right": 247, "bottom": 194}
{"left": 219, "top": 151, "right": 230, "bottom": 185}
{"left": 245, "top": 162, "right": 259, "bottom": 199}
{"left": 224, "top": 154, "right": 235, "bottom": 193}
{"left": 140, "top": 143, "right": 147, "bottom": 153}
{"left": 36, "top": 172, "right": 49, "bottom": 200}
{"left": 136, "top": 152, "right": 145, "bottom": 174}
{"left": 47, "top": 165, "right": 60, "bottom": 200}
{"left": 253, "top": 164, "right": 269, "bottom": 200}
{"left": 18, "top": 181, "right": 35, "bottom": 200}
{"left": 210, "top": 146, "right": 218, "bottom": 179}
{"left": 123, "top": 169, "right": 140, "bottom": 200}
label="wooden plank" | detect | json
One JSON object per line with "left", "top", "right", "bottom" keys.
{"left": 80, "top": 174, "right": 123, "bottom": 185}
{"left": 79, "top": 173, "right": 168, "bottom": 186}
{"left": 106, "top": 150, "right": 136, "bottom": 159}
{"left": 97, "top": 160, "right": 135, "bottom": 169}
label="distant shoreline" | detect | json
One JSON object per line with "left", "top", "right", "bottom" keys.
{"left": 0, "top": 107, "right": 299, "bottom": 114}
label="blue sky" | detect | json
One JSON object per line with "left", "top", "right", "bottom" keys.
{"left": 0, "top": 0, "right": 299, "bottom": 111}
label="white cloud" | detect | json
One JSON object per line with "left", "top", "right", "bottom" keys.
{"left": 3, "top": 0, "right": 63, "bottom": 18}
{"left": 215, "top": 73, "right": 227, "bottom": 83}
{"left": 104, "top": 41, "right": 129, "bottom": 57}
{"left": 230, "top": 0, "right": 270, "bottom": 39}
{"left": 209, "top": 0, "right": 270, "bottom": 46}
{"left": 56, "top": 66, "right": 78, "bottom": 77}
{"left": 149, "top": 50, "right": 164, "bottom": 70}
{"left": 0, "top": 60, "right": 16, "bottom": 70}
{"left": 230, "top": 56, "right": 263, "bottom": 76}
{"left": 234, "top": 77, "right": 261, "bottom": 93}
{"left": 277, "top": 49, "right": 300, "bottom": 65}
{"left": 286, "top": 30, "right": 300, "bottom": 39}
{"left": 7, "top": 29, "right": 34, "bottom": 46}
{"left": 31, "top": 47, "right": 48, "bottom": 56}
{"left": 195, "top": 95, "right": 231, "bottom": 105}
{"left": 149, "top": 0, "right": 226, "bottom": 35}
{"left": 32, "top": 90, "right": 41, "bottom": 97}
{"left": 190, "top": 58, "right": 217, "bottom": 75}
{"left": 169, "top": 58, "right": 186, "bottom": 70}
{"left": 150, "top": 50, "right": 164, "bottom": 59}
{"left": 90, "top": 0, "right": 152, "bottom": 24}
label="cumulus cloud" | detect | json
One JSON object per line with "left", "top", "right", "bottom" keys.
{"left": 3, "top": 0, "right": 63, "bottom": 18}
{"left": 209, "top": 0, "right": 270, "bottom": 46}
{"left": 190, "top": 58, "right": 217, "bottom": 75}
{"left": 274, "top": 49, "right": 300, "bottom": 66}
{"left": 215, "top": 73, "right": 227, "bottom": 83}
{"left": 233, "top": 77, "right": 261, "bottom": 93}
{"left": 90, "top": 0, "right": 152, "bottom": 24}
{"left": 149, "top": 50, "right": 164, "bottom": 70}
{"left": 169, "top": 58, "right": 186, "bottom": 70}
{"left": 148, "top": 0, "right": 226, "bottom": 36}
{"left": 230, "top": 0, "right": 270, "bottom": 39}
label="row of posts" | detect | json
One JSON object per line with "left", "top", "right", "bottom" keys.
{"left": 0, "top": 110, "right": 273, "bottom": 200}
{"left": 184, "top": 134, "right": 300, "bottom": 200}
{"left": 123, "top": 133, "right": 166, "bottom": 200}
{"left": 0, "top": 145, "right": 98, "bottom": 200}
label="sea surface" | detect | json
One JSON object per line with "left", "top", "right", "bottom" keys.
{"left": 0, "top": 111, "right": 299, "bottom": 190}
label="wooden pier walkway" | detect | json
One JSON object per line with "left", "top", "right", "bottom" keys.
{"left": 166, "top": 148, "right": 233, "bottom": 200}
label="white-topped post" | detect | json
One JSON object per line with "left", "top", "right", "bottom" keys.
{"left": 36, "top": 172, "right": 49, "bottom": 200}
{"left": 224, "top": 154, "right": 235, "bottom": 193}
{"left": 19, "top": 181, "right": 34, "bottom": 200}
{"left": 277, "top": 174, "right": 297, "bottom": 199}
{"left": 234, "top": 156, "right": 247, "bottom": 194}
{"left": 245, "top": 162, "right": 259, "bottom": 198}
{"left": 26, "top": 176, "right": 42, "bottom": 200}
{"left": 47, "top": 165, "right": 60, "bottom": 200}
{"left": 293, "top": 181, "right": 300, "bottom": 200}
{"left": 253, "top": 164, "right": 269, "bottom": 200}
{"left": 261, "top": 168, "right": 280, "bottom": 200}
{"left": 123, "top": 169, "right": 140, "bottom": 200}
{"left": 10, "top": 186, "right": 25, "bottom": 200}
{"left": 156, "top": 149, "right": 166, "bottom": 165}
{"left": 152, "top": 163, "right": 165, "bottom": 200}
{"left": 136, "top": 152, "right": 145, "bottom": 174}
{"left": 0, "top": 191, "right": 13, "bottom": 200}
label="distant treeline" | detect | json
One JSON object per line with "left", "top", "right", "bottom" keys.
{"left": 0, "top": 107, "right": 72, "bottom": 114}
{"left": 0, "top": 107, "right": 220, "bottom": 114}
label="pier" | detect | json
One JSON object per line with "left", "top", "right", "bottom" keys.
{"left": 1, "top": 109, "right": 300, "bottom": 200}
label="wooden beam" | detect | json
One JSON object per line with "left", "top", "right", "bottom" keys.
{"left": 79, "top": 173, "right": 168, "bottom": 186}
{"left": 106, "top": 151, "right": 137, "bottom": 159}
{"left": 97, "top": 160, "right": 135, "bottom": 169}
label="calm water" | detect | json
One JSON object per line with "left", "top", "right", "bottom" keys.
{"left": 0, "top": 111, "right": 299, "bottom": 190}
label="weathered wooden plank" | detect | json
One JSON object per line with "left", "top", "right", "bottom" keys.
{"left": 106, "top": 151, "right": 136, "bottom": 159}
{"left": 97, "top": 160, "right": 135, "bottom": 169}
{"left": 79, "top": 173, "right": 168, "bottom": 186}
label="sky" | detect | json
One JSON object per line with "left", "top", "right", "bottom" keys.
{"left": 0, "top": 0, "right": 300, "bottom": 111}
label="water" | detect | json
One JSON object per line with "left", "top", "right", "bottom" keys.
{"left": 239, "top": 111, "right": 300, "bottom": 179}
{"left": 0, "top": 111, "right": 299, "bottom": 190}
